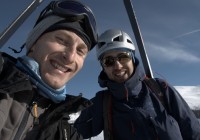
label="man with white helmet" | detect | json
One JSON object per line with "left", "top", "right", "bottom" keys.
{"left": 75, "top": 29, "right": 200, "bottom": 140}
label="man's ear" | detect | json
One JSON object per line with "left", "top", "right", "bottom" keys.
{"left": 27, "top": 49, "right": 33, "bottom": 56}
{"left": 26, "top": 44, "right": 36, "bottom": 56}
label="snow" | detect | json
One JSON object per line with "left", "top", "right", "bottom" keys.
{"left": 175, "top": 86, "right": 200, "bottom": 109}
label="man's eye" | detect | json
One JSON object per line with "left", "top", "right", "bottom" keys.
{"left": 56, "top": 36, "right": 65, "bottom": 44}
{"left": 77, "top": 48, "right": 87, "bottom": 57}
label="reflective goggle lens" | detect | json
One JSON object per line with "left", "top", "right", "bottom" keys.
{"left": 101, "top": 52, "right": 132, "bottom": 67}
{"left": 54, "top": 1, "right": 96, "bottom": 33}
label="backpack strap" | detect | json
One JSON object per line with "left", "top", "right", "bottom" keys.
{"left": 143, "top": 77, "right": 167, "bottom": 109}
{"left": 103, "top": 93, "right": 113, "bottom": 140}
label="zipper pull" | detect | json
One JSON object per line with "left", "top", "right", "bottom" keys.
{"left": 32, "top": 102, "right": 39, "bottom": 125}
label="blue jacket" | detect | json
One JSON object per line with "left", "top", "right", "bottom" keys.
{"left": 75, "top": 59, "right": 200, "bottom": 140}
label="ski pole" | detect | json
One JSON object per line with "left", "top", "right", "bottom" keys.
{"left": 123, "top": 0, "right": 154, "bottom": 78}
{"left": 0, "top": 0, "right": 44, "bottom": 48}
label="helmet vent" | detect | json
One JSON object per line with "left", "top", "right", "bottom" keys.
{"left": 113, "top": 36, "right": 120, "bottom": 42}
{"left": 98, "top": 42, "right": 105, "bottom": 48}
{"left": 96, "top": 29, "right": 136, "bottom": 59}
{"left": 127, "top": 39, "right": 133, "bottom": 44}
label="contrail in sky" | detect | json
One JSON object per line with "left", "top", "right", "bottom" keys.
{"left": 173, "top": 29, "right": 200, "bottom": 39}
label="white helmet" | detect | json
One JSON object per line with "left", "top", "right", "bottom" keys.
{"left": 96, "top": 29, "right": 135, "bottom": 60}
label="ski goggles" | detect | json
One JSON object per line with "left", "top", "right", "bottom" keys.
{"left": 101, "top": 52, "right": 132, "bottom": 67}
{"left": 35, "top": 0, "right": 97, "bottom": 48}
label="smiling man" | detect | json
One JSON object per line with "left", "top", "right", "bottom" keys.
{"left": 75, "top": 29, "right": 200, "bottom": 140}
{"left": 0, "top": 0, "right": 98, "bottom": 140}
{"left": 28, "top": 30, "right": 88, "bottom": 89}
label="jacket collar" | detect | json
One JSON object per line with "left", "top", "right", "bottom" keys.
{"left": 0, "top": 56, "right": 33, "bottom": 94}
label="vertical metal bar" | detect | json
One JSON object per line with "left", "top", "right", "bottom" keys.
{"left": 0, "top": 0, "right": 44, "bottom": 48}
{"left": 123, "top": 0, "right": 154, "bottom": 78}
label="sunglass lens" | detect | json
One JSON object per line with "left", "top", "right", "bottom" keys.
{"left": 118, "top": 53, "right": 132, "bottom": 63}
{"left": 102, "top": 53, "right": 132, "bottom": 67}
{"left": 103, "top": 57, "right": 115, "bottom": 67}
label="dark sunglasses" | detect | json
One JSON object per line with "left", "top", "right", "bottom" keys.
{"left": 101, "top": 52, "right": 132, "bottom": 67}
{"left": 35, "top": 0, "right": 97, "bottom": 48}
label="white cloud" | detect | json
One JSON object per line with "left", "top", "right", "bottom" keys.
{"left": 175, "top": 86, "right": 200, "bottom": 109}
{"left": 147, "top": 42, "right": 200, "bottom": 63}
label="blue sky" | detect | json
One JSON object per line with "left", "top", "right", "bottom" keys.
{"left": 1, "top": 0, "right": 200, "bottom": 98}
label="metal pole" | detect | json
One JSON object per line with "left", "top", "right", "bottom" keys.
{"left": 0, "top": 0, "right": 44, "bottom": 48}
{"left": 123, "top": 0, "right": 154, "bottom": 78}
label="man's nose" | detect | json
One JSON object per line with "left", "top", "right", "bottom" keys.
{"left": 113, "top": 60, "right": 123, "bottom": 68}
{"left": 63, "top": 48, "right": 76, "bottom": 64}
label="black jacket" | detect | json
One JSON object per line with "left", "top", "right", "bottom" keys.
{"left": 75, "top": 58, "right": 200, "bottom": 140}
{"left": 0, "top": 52, "right": 88, "bottom": 140}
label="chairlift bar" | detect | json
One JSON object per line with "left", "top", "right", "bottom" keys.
{"left": 0, "top": 0, "right": 44, "bottom": 48}
{"left": 123, "top": 0, "right": 154, "bottom": 78}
